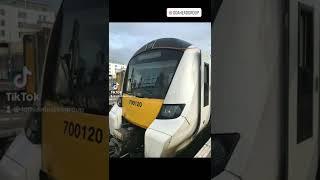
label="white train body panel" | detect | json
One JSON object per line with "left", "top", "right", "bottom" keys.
{"left": 109, "top": 40, "right": 211, "bottom": 158}
{"left": 147, "top": 47, "right": 201, "bottom": 156}
{"left": 109, "top": 105, "right": 122, "bottom": 136}
{"left": 0, "top": 132, "right": 41, "bottom": 180}
{"left": 213, "top": 0, "right": 320, "bottom": 179}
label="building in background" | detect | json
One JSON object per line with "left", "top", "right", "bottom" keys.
{"left": 0, "top": 0, "right": 55, "bottom": 43}
{"left": 0, "top": 0, "right": 54, "bottom": 93}
{"left": 109, "top": 62, "right": 126, "bottom": 107}
{"left": 109, "top": 62, "right": 126, "bottom": 79}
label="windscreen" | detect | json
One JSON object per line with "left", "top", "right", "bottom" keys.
{"left": 49, "top": 5, "right": 107, "bottom": 115}
{"left": 123, "top": 49, "right": 183, "bottom": 99}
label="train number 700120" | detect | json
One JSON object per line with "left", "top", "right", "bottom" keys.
{"left": 63, "top": 121, "right": 103, "bottom": 144}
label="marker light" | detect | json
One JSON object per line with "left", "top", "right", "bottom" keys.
{"left": 157, "top": 104, "right": 185, "bottom": 119}
{"left": 117, "top": 97, "right": 122, "bottom": 107}
{"left": 25, "top": 112, "right": 42, "bottom": 144}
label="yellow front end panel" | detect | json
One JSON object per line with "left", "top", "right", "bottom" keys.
{"left": 42, "top": 101, "right": 108, "bottom": 180}
{"left": 122, "top": 94, "right": 163, "bottom": 129}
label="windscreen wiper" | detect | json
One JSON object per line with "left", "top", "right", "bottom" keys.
{"left": 69, "top": 19, "right": 80, "bottom": 86}
{"left": 135, "top": 94, "right": 144, "bottom": 98}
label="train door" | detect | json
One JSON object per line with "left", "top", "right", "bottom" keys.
{"left": 287, "top": 1, "right": 320, "bottom": 179}
{"left": 39, "top": 0, "right": 108, "bottom": 180}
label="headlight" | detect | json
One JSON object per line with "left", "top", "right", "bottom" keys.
{"left": 117, "top": 97, "right": 122, "bottom": 107}
{"left": 24, "top": 112, "right": 42, "bottom": 144}
{"left": 156, "top": 104, "right": 185, "bottom": 119}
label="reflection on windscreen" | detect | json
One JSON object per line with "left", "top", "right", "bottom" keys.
{"left": 52, "top": 7, "right": 106, "bottom": 114}
{"left": 124, "top": 49, "right": 183, "bottom": 99}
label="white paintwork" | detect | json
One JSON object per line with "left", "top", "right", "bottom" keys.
{"left": 109, "top": 44, "right": 211, "bottom": 157}
{"left": 145, "top": 47, "right": 210, "bottom": 157}
{"left": 287, "top": 1, "right": 320, "bottom": 180}
{"left": 0, "top": 156, "right": 25, "bottom": 180}
{"left": 0, "top": 131, "right": 41, "bottom": 180}
{"left": 144, "top": 128, "right": 172, "bottom": 157}
{"left": 146, "top": 116, "right": 191, "bottom": 157}
{"left": 148, "top": 116, "right": 188, "bottom": 137}
{"left": 213, "top": 0, "right": 284, "bottom": 179}
{"left": 164, "top": 48, "right": 200, "bottom": 105}
{"left": 195, "top": 138, "right": 211, "bottom": 158}
{"left": 109, "top": 104, "right": 122, "bottom": 136}
{"left": 213, "top": 0, "right": 320, "bottom": 179}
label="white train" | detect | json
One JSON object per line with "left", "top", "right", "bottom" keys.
{"left": 212, "top": 0, "right": 320, "bottom": 180}
{"left": 109, "top": 38, "right": 211, "bottom": 157}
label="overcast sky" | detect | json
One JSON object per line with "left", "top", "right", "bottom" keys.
{"left": 110, "top": 23, "right": 211, "bottom": 65}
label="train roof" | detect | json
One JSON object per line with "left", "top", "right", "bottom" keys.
{"left": 132, "top": 38, "right": 192, "bottom": 57}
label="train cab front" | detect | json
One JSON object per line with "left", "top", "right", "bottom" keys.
{"left": 109, "top": 38, "right": 205, "bottom": 158}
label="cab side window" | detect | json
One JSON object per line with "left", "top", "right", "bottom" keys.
{"left": 297, "top": 3, "right": 314, "bottom": 143}
{"left": 204, "top": 63, "right": 209, "bottom": 106}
